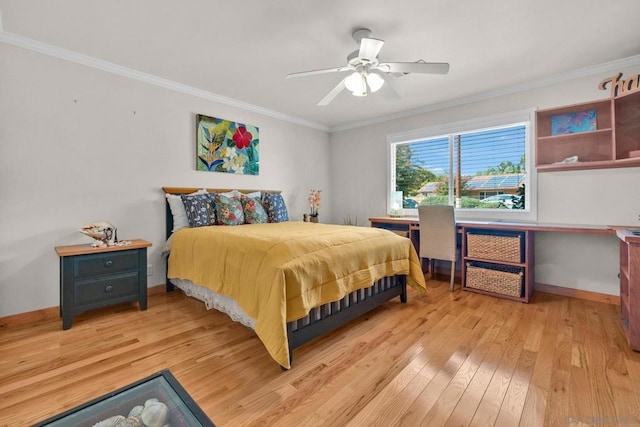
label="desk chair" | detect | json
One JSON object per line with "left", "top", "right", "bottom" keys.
{"left": 418, "top": 205, "right": 457, "bottom": 291}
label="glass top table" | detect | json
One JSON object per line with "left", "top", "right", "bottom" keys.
{"left": 34, "top": 369, "right": 214, "bottom": 426}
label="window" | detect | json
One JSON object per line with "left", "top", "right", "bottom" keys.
{"left": 388, "top": 110, "right": 536, "bottom": 221}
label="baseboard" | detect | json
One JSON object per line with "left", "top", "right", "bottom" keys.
{"left": 535, "top": 282, "right": 620, "bottom": 305}
{"left": 0, "top": 306, "right": 60, "bottom": 328}
{"left": 147, "top": 284, "right": 168, "bottom": 296}
{"left": 0, "top": 284, "right": 168, "bottom": 328}
{"left": 0, "top": 282, "right": 620, "bottom": 328}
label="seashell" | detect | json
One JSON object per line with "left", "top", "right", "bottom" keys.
{"left": 79, "top": 221, "right": 118, "bottom": 245}
{"left": 141, "top": 400, "right": 169, "bottom": 427}
{"left": 119, "top": 416, "right": 144, "bottom": 427}
{"left": 128, "top": 405, "right": 144, "bottom": 418}
{"left": 92, "top": 415, "right": 125, "bottom": 427}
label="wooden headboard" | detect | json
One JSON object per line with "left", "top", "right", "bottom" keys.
{"left": 162, "top": 187, "right": 281, "bottom": 195}
{"left": 162, "top": 187, "right": 281, "bottom": 239}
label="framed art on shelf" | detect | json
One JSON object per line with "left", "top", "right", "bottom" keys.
{"left": 550, "top": 109, "right": 597, "bottom": 136}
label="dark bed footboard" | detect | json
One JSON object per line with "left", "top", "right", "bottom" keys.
{"left": 285, "top": 274, "right": 407, "bottom": 368}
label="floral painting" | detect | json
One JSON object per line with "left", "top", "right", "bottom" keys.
{"left": 196, "top": 114, "right": 259, "bottom": 175}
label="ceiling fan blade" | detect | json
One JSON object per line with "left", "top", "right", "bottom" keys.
{"left": 371, "top": 70, "right": 400, "bottom": 100}
{"left": 359, "top": 37, "right": 384, "bottom": 61}
{"left": 286, "top": 66, "right": 352, "bottom": 79}
{"left": 377, "top": 61, "right": 450, "bottom": 75}
{"left": 318, "top": 78, "right": 347, "bottom": 106}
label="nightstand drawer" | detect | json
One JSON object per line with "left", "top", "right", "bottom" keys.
{"left": 74, "top": 251, "right": 139, "bottom": 278}
{"left": 74, "top": 272, "right": 140, "bottom": 306}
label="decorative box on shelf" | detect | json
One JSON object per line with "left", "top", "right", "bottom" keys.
{"left": 465, "top": 261, "right": 524, "bottom": 298}
{"left": 465, "top": 233, "right": 522, "bottom": 263}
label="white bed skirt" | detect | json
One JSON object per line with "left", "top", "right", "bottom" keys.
{"left": 169, "top": 278, "right": 256, "bottom": 330}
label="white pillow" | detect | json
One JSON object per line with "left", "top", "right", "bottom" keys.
{"left": 166, "top": 189, "right": 207, "bottom": 232}
{"left": 216, "top": 189, "right": 242, "bottom": 199}
{"left": 215, "top": 190, "right": 260, "bottom": 199}
{"left": 243, "top": 190, "right": 261, "bottom": 199}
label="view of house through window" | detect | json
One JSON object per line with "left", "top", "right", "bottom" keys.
{"left": 392, "top": 123, "right": 528, "bottom": 211}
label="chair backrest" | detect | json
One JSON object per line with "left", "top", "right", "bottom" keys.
{"left": 418, "top": 205, "right": 456, "bottom": 261}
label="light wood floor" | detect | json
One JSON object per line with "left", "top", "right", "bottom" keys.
{"left": 1, "top": 279, "right": 639, "bottom": 426}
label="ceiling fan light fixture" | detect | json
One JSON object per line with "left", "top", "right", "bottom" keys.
{"left": 345, "top": 72, "right": 366, "bottom": 95}
{"left": 366, "top": 72, "right": 384, "bottom": 93}
{"left": 345, "top": 71, "right": 384, "bottom": 97}
{"left": 286, "top": 27, "right": 450, "bottom": 105}
{"left": 344, "top": 71, "right": 367, "bottom": 95}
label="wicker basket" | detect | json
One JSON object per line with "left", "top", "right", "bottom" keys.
{"left": 466, "top": 233, "right": 522, "bottom": 263}
{"left": 465, "top": 262, "right": 523, "bottom": 297}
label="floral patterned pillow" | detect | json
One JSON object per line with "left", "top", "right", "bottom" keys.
{"left": 181, "top": 193, "right": 217, "bottom": 227}
{"left": 166, "top": 188, "right": 207, "bottom": 232}
{"left": 242, "top": 195, "right": 268, "bottom": 224}
{"left": 262, "top": 193, "right": 289, "bottom": 223}
{"left": 214, "top": 193, "right": 245, "bottom": 226}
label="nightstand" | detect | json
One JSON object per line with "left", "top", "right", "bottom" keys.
{"left": 55, "top": 239, "right": 152, "bottom": 329}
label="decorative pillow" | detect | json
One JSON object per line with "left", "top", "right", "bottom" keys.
{"left": 166, "top": 189, "right": 207, "bottom": 232}
{"left": 217, "top": 190, "right": 260, "bottom": 200}
{"left": 217, "top": 189, "right": 241, "bottom": 199}
{"left": 262, "top": 193, "right": 289, "bottom": 223}
{"left": 242, "top": 190, "right": 261, "bottom": 199}
{"left": 214, "top": 193, "right": 245, "bottom": 225}
{"left": 181, "top": 193, "right": 217, "bottom": 227}
{"left": 242, "top": 195, "right": 268, "bottom": 224}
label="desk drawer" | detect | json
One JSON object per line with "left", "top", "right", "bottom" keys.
{"left": 74, "top": 251, "right": 139, "bottom": 278}
{"left": 74, "top": 272, "right": 140, "bottom": 306}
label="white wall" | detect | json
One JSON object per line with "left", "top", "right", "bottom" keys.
{"left": 2, "top": 41, "right": 638, "bottom": 318}
{"left": 0, "top": 44, "right": 331, "bottom": 317}
{"left": 329, "top": 65, "right": 640, "bottom": 296}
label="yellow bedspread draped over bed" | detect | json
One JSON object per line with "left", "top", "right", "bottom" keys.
{"left": 168, "top": 222, "right": 426, "bottom": 368}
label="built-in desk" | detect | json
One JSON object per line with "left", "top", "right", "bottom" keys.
{"left": 370, "top": 216, "right": 614, "bottom": 236}
{"left": 370, "top": 216, "right": 615, "bottom": 303}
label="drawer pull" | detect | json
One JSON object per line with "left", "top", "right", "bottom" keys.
{"left": 104, "top": 260, "right": 113, "bottom": 268}
{"left": 105, "top": 285, "right": 114, "bottom": 293}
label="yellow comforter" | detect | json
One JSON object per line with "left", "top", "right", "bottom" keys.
{"left": 168, "top": 222, "right": 426, "bottom": 368}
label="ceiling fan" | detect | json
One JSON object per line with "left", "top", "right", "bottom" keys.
{"left": 286, "top": 28, "right": 450, "bottom": 106}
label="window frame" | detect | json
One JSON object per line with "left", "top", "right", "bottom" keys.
{"left": 387, "top": 109, "right": 537, "bottom": 222}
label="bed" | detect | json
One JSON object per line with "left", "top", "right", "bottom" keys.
{"left": 163, "top": 187, "right": 426, "bottom": 369}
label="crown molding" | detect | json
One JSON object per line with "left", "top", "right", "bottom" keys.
{"left": 330, "top": 54, "right": 640, "bottom": 132}
{"left": 2, "top": 29, "right": 639, "bottom": 135}
{"left": 0, "top": 31, "right": 330, "bottom": 132}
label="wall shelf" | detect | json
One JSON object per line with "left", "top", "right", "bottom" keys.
{"left": 536, "top": 92, "right": 640, "bottom": 171}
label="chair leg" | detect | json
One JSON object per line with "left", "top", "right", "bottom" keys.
{"left": 450, "top": 260, "right": 455, "bottom": 291}
{"left": 430, "top": 259, "right": 435, "bottom": 280}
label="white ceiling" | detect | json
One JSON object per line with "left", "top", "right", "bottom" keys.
{"left": 2, "top": 0, "right": 640, "bottom": 131}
